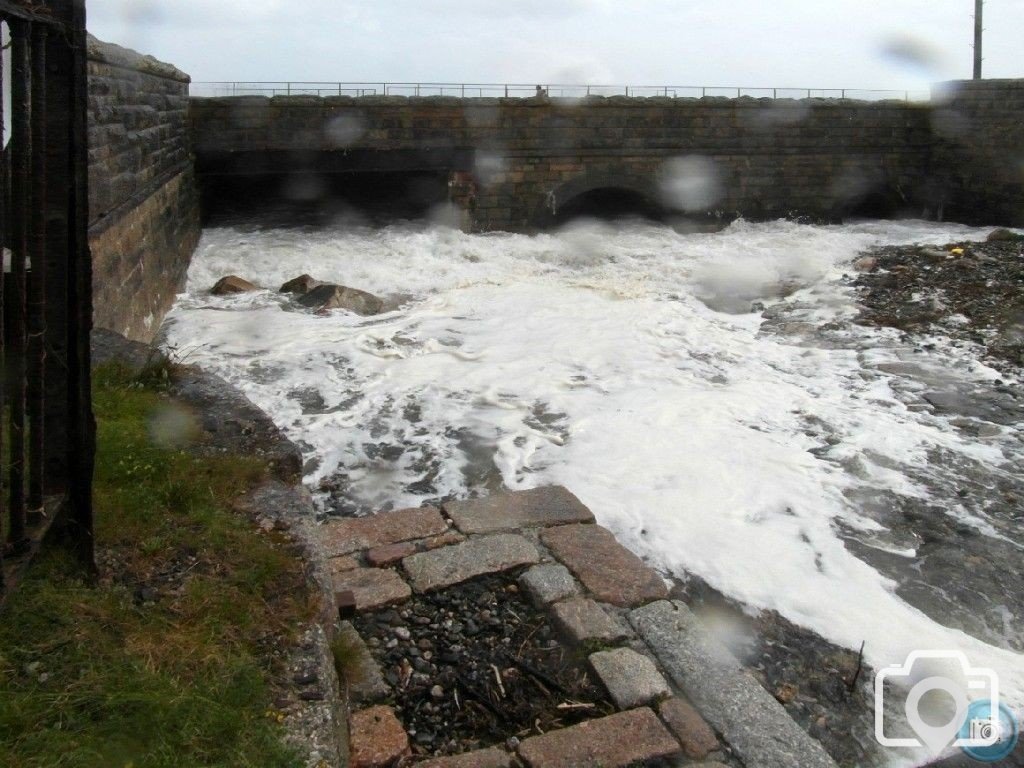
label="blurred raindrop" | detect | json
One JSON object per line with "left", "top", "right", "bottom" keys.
{"left": 878, "top": 35, "right": 947, "bottom": 79}
{"left": 283, "top": 173, "right": 327, "bottom": 202}
{"left": 325, "top": 113, "right": 366, "bottom": 147}
{"left": 427, "top": 202, "right": 464, "bottom": 229}
{"left": 748, "top": 101, "right": 810, "bottom": 130}
{"left": 148, "top": 403, "right": 199, "bottom": 449}
{"left": 473, "top": 151, "right": 507, "bottom": 188}
{"left": 658, "top": 156, "right": 723, "bottom": 213}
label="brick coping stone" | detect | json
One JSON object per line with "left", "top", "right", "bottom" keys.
{"left": 542, "top": 523, "right": 668, "bottom": 607}
{"left": 516, "top": 707, "right": 681, "bottom": 767}
{"left": 631, "top": 600, "right": 839, "bottom": 768}
{"left": 443, "top": 485, "right": 595, "bottom": 534}
{"left": 322, "top": 506, "right": 448, "bottom": 556}
{"left": 348, "top": 705, "right": 409, "bottom": 768}
{"left": 588, "top": 647, "right": 671, "bottom": 709}
{"left": 402, "top": 533, "right": 540, "bottom": 592}
{"left": 416, "top": 746, "right": 514, "bottom": 767}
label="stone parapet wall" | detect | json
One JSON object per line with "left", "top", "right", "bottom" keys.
{"left": 932, "top": 79, "right": 1024, "bottom": 226}
{"left": 88, "top": 36, "right": 199, "bottom": 342}
{"left": 190, "top": 95, "right": 935, "bottom": 230}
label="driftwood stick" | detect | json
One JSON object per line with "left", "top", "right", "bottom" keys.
{"left": 847, "top": 641, "right": 866, "bottom": 693}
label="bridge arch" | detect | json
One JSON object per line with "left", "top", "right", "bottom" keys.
{"left": 538, "top": 172, "right": 666, "bottom": 226}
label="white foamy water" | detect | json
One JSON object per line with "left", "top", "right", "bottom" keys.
{"left": 163, "top": 218, "right": 1024, "bottom": 721}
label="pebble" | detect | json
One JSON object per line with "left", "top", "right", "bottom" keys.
{"left": 430, "top": 685, "right": 445, "bottom": 700}
{"left": 394, "top": 627, "right": 411, "bottom": 641}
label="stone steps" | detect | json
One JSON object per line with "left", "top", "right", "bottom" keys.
{"left": 327, "top": 485, "right": 838, "bottom": 768}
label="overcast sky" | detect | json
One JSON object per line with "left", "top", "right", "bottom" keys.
{"left": 87, "top": 1, "right": 1023, "bottom": 90}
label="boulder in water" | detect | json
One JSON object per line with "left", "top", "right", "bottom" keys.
{"left": 986, "top": 228, "right": 1022, "bottom": 243}
{"left": 297, "top": 283, "right": 384, "bottom": 316}
{"left": 280, "top": 274, "right": 323, "bottom": 295}
{"left": 211, "top": 275, "right": 259, "bottom": 295}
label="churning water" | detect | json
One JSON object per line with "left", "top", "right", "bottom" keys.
{"left": 163, "top": 218, "right": 1024, "bottom": 727}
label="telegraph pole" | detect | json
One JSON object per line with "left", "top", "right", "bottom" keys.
{"left": 973, "top": 0, "right": 984, "bottom": 79}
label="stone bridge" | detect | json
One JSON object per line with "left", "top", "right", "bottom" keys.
{"left": 189, "top": 94, "right": 941, "bottom": 231}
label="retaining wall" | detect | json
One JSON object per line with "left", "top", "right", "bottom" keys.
{"left": 932, "top": 79, "right": 1024, "bottom": 226}
{"left": 87, "top": 36, "right": 200, "bottom": 342}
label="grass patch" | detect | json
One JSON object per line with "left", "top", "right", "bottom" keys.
{"left": 0, "top": 363, "right": 314, "bottom": 768}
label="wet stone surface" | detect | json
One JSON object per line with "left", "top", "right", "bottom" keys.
{"left": 855, "top": 238, "right": 1024, "bottom": 372}
{"left": 352, "top": 571, "right": 615, "bottom": 760}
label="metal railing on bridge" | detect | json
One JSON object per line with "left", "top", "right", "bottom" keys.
{"left": 191, "top": 81, "right": 929, "bottom": 102}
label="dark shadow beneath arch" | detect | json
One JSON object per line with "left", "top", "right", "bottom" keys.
{"left": 200, "top": 171, "right": 451, "bottom": 228}
{"left": 553, "top": 187, "right": 667, "bottom": 225}
{"left": 840, "top": 189, "right": 905, "bottom": 221}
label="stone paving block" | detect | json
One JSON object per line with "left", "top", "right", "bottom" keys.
{"left": 519, "top": 563, "right": 580, "bottom": 607}
{"left": 336, "top": 621, "right": 390, "bottom": 704}
{"left": 550, "top": 598, "right": 630, "bottom": 645}
{"left": 328, "top": 555, "right": 360, "bottom": 576}
{"left": 417, "top": 746, "right": 513, "bottom": 767}
{"left": 444, "top": 486, "right": 595, "bottom": 534}
{"left": 589, "top": 647, "right": 671, "bottom": 709}
{"left": 349, "top": 705, "right": 410, "bottom": 768}
{"left": 366, "top": 541, "right": 418, "bottom": 567}
{"left": 630, "top": 600, "right": 838, "bottom": 768}
{"left": 542, "top": 524, "right": 668, "bottom": 607}
{"left": 322, "top": 506, "right": 448, "bottom": 556}
{"left": 422, "top": 531, "right": 465, "bottom": 550}
{"left": 658, "top": 697, "right": 720, "bottom": 759}
{"left": 332, "top": 567, "right": 411, "bottom": 611}
{"left": 517, "top": 707, "right": 681, "bottom": 767}
{"left": 402, "top": 533, "right": 540, "bottom": 592}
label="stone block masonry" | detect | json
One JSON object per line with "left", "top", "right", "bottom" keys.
{"left": 932, "top": 79, "right": 1024, "bottom": 226}
{"left": 88, "top": 37, "right": 200, "bottom": 342}
{"left": 191, "top": 83, "right": 1024, "bottom": 231}
{"left": 331, "top": 485, "right": 838, "bottom": 767}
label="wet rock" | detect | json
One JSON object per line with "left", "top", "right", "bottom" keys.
{"left": 853, "top": 256, "right": 878, "bottom": 272}
{"left": 211, "top": 275, "right": 259, "bottom": 294}
{"left": 280, "top": 273, "right": 324, "bottom": 294}
{"left": 986, "top": 228, "right": 1022, "bottom": 242}
{"left": 297, "top": 283, "right": 384, "bottom": 316}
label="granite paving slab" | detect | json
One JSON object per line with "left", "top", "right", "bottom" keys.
{"left": 444, "top": 486, "right": 594, "bottom": 534}
{"left": 402, "top": 533, "right": 540, "bottom": 592}
{"left": 517, "top": 707, "right": 681, "bottom": 767}
{"left": 332, "top": 567, "right": 411, "bottom": 611}
{"left": 631, "top": 600, "right": 838, "bottom": 768}
{"left": 322, "top": 506, "right": 448, "bottom": 556}
{"left": 542, "top": 523, "right": 668, "bottom": 607}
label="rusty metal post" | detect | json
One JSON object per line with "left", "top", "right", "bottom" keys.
{"left": 973, "top": 0, "right": 983, "bottom": 79}
{"left": 63, "top": 0, "right": 95, "bottom": 572}
{"left": 7, "top": 19, "right": 31, "bottom": 553}
{"left": 27, "top": 23, "right": 47, "bottom": 523}
{"left": 0, "top": 29, "right": 6, "bottom": 591}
